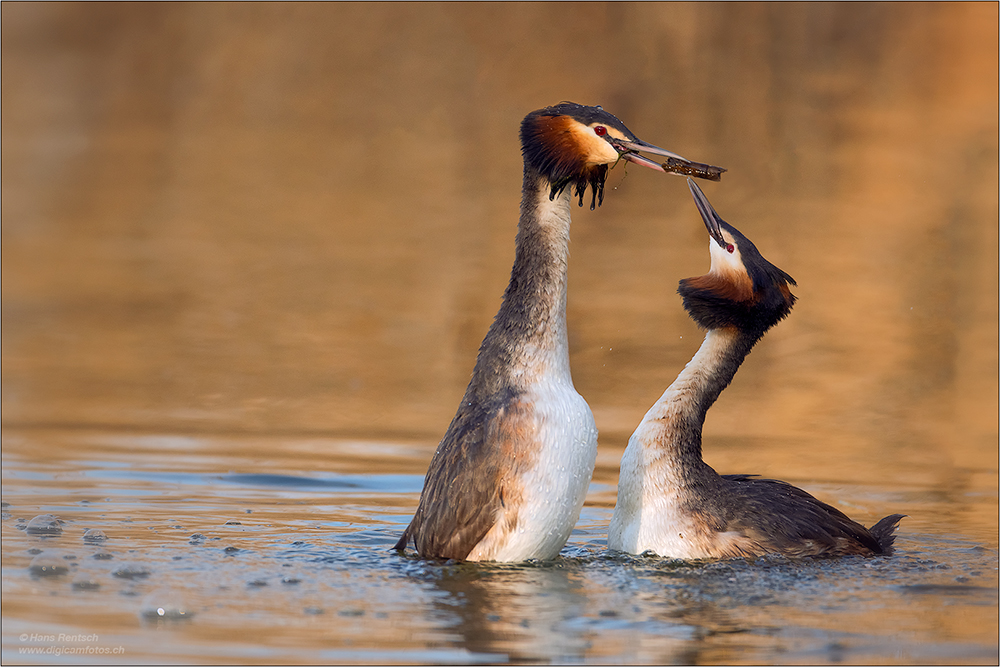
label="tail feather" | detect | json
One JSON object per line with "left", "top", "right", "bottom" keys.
{"left": 393, "top": 530, "right": 410, "bottom": 552}
{"left": 868, "top": 514, "right": 905, "bottom": 555}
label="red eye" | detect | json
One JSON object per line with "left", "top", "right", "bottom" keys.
{"left": 594, "top": 125, "right": 607, "bottom": 136}
{"left": 726, "top": 244, "right": 735, "bottom": 253}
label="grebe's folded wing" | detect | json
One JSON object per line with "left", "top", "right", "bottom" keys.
{"left": 396, "top": 390, "right": 533, "bottom": 560}
{"left": 714, "top": 475, "right": 886, "bottom": 556}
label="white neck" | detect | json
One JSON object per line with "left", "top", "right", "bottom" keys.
{"left": 629, "top": 327, "right": 741, "bottom": 480}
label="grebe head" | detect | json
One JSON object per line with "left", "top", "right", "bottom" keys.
{"left": 520, "top": 102, "right": 703, "bottom": 210}
{"left": 679, "top": 178, "right": 796, "bottom": 335}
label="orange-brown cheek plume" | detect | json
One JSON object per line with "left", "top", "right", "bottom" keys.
{"left": 520, "top": 114, "right": 609, "bottom": 209}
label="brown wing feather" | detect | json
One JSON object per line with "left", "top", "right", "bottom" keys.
{"left": 396, "top": 389, "right": 536, "bottom": 560}
{"left": 703, "top": 475, "right": 887, "bottom": 557}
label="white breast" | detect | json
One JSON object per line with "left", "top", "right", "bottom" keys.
{"left": 608, "top": 428, "right": 705, "bottom": 559}
{"left": 469, "top": 375, "right": 598, "bottom": 562}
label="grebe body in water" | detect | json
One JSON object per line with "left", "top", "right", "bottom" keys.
{"left": 395, "top": 104, "right": 725, "bottom": 562}
{"left": 608, "top": 179, "right": 903, "bottom": 559}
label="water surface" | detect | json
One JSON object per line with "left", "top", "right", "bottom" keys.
{"left": 2, "top": 429, "right": 997, "bottom": 664}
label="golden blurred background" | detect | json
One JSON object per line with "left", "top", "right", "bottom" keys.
{"left": 3, "top": 3, "right": 997, "bottom": 469}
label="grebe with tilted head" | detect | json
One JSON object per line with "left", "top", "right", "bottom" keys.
{"left": 394, "top": 103, "right": 725, "bottom": 562}
{"left": 608, "top": 179, "right": 903, "bottom": 559}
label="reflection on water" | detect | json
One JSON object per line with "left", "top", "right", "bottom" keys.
{"left": 424, "top": 562, "right": 591, "bottom": 662}
{"left": 2, "top": 2, "right": 997, "bottom": 664}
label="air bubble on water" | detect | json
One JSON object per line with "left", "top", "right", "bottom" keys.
{"left": 139, "top": 590, "right": 194, "bottom": 622}
{"left": 72, "top": 574, "right": 101, "bottom": 590}
{"left": 112, "top": 563, "right": 151, "bottom": 579}
{"left": 338, "top": 608, "right": 365, "bottom": 617}
{"left": 26, "top": 514, "right": 63, "bottom": 536}
{"left": 83, "top": 528, "right": 108, "bottom": 543}
{"left": 29, "top": 553, "right": 69, "bottom": 577}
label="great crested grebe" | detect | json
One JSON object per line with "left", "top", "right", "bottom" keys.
{"left": 395, "top": 103, "right": 725, "bottom": 562}
{"left": 608, "top": 179, "right": 903, "bottom": 559}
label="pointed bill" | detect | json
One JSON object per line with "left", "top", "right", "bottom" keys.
{"left": 687, "top": 178, "right": 728, "bottom": 248}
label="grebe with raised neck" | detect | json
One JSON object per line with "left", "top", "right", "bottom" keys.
{"left": 608, "top": 179, "right": 903, "bottom": 559}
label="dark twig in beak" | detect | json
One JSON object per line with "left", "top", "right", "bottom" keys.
{"left": 611, "top": 138, "right": 726, "bottom": 181}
